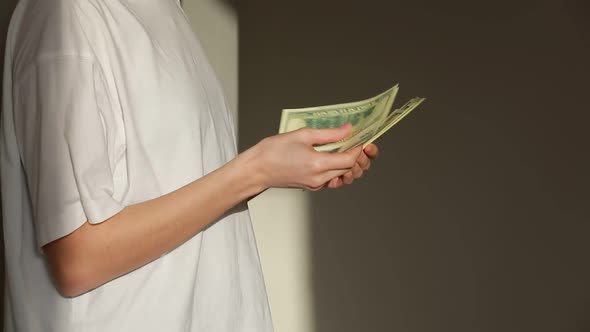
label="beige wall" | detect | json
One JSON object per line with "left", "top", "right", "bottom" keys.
{"left": 184, "top": 2, "right": 314, "bottom": 332}
{"left": 182, "top": 0, "right": 238, "bottom": 122}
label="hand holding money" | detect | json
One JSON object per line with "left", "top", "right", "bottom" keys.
{"left": 278, "top": 85, "right": 425, "bottom": 152}
{"left": 248, "top": 124, "right": 365, "bottom": 191}
{"left": 326, "top": 141, "right": 379, "bottom": 189}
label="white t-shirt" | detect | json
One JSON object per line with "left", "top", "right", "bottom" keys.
{"left": 0, "top": 0, "right": 273, "bottom": 331}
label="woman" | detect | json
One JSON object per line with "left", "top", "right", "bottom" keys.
{"left": 0, "top": 0, "right": 378, "bottom": 331}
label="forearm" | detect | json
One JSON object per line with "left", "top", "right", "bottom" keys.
{"left": 44, "top": 148, "right": 265, "bottom": 297}
{"left": 45, "top": 125, "right": 365, "bottom": 297}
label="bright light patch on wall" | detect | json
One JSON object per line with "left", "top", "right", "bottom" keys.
{"left": 184, "top": 2, "right": 315, "bottom": 331}
{"left": 249, "top": 189, "right": 315, "bottom": 332}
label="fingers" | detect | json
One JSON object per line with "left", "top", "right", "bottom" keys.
{"left": 342, "top": 164, "right": 363, "bottom": 185}
{"left": 356, "top": 151, "right": 371, "bottom": 170}
{"left": 310, "top": 168, "right": 350, "bottom": 189}
{"left": 307, "top": 144, "right": 374, "bottom": 190}
{"left": 316, "top": 145, "right": 362, "bottom": 171}
{"left": 327, "top": 177, "right": 342, "bottom": 189}
{"left": 351, "top": 164, "right": 363, "bottom": 179}
{"left": 298, "top": 123, "right": 352, "bottom": 146}
{"left": 312, "top": 146, "right": 364, "bottom": 189}
{"left": 325, "top": 164, "right": 363, "bottom": 189}
{"left": 342, "top": 171, "right": 354, "bottom": 185}
{"left": 364, "top": 144, "right": 379, "bottom": 159}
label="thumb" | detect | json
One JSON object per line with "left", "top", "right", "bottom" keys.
{"left": 303, "top": 123, "right": 352, "bottom": 146}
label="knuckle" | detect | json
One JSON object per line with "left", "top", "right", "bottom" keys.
{"left": 309, "top": 176, "right": 324, "bottom": 188}
{"left": 299, "top": 128, "right": 314, "bottom": 140}
{"left": 307, "top": 157, "right": 323, "bottom": 172}
{"left": 361, "top": 154, "right": 370, "bottom": 165}
{"left": 354, "top": 168, "right": 363, "bottom": 178}
{"left": 348, "top": 155, "right": 357, "bottom": 167}
{"left": 313, "top": 158, "right": 325, "bottom": 172}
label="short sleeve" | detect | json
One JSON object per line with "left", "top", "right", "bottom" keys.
{"left": 13, "top": 56, "right": 125, "bottom": 248}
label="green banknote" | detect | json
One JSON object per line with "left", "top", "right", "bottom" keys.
{"left": 278, "top": 85, "right": 425, "bottom": 152}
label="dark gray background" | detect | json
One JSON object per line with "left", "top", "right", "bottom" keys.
{"left": 0, "top": 0, "right": 18, "bottom": 323}
{"left": 237, "top": 1, "right": 590, "bottom": 331}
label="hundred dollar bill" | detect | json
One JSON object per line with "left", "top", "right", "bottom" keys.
{"left": 316, "top": 97, "right": 425, "bottom": 152}
{"left": 279, "top": 85, "right": 399, "bottom": 136}
{"left": 278, "top": 85, "right": 425, "bottom": 152}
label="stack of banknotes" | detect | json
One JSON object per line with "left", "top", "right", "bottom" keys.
{"left": 278, "top": 85, "right": 425, "bottom": 152}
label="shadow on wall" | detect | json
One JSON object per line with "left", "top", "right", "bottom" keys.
{"left": 238, "top": 0, "right": 590, "bottom": 332}
{"left": 1, "top": 0, "right": 19, "bottom": 327}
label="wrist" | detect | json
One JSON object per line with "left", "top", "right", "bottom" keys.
{"left": 228, "top": 145, "right": 268, "bottom": 198}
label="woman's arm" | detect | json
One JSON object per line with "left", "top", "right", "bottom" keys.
{"left": 44, "top": 125, "right": 371, "bottom": 297}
